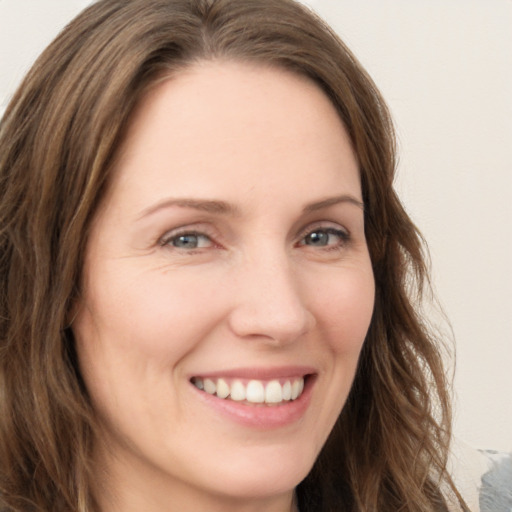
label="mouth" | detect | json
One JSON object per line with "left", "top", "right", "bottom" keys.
{"left": 190, "top": 375, "right": 309, "bottom": 406}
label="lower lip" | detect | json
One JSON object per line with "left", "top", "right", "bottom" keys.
{"left": 192, "top": 376, "right": 315, "bottom": 429}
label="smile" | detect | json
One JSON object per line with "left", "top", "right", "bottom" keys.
{"left": 191, "top": 377, "right": 306, "bottom": 405}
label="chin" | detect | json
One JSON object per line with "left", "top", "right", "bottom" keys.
{"left": 195, "top": 444, "right": 316, "bottom": 500}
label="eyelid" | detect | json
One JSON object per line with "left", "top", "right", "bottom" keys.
{"left": 295, "top": 222, "right": 351, "bottom": 251}
{"left": 156, "top": 220, "right": 351, "bottom": 252}
{"left": 297, "top": 221, "right": 350, "bottom": 239}
{"left": 158, "top": 224, "right": 218, "bottom": 248}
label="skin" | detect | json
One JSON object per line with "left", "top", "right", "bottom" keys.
{"left": 73, "top": 60, "right": 375, "bottom": 512}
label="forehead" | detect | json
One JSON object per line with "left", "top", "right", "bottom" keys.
{"left": 107, "top": 59, "right": 360, "bottom": 214}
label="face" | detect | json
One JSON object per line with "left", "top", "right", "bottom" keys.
{"left": 74, "top": 61, "right": 374, "bottom": 511}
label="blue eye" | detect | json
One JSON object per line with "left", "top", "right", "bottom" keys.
{"left": 301, "top": 228, "right": 348, "bottom": 248}
{"left": 165, "top": 232, "right": 213, "bottom": 250}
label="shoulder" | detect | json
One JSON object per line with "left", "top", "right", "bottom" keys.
{"left": 478, "top": 450, "right": 512, "bottom": 512}
{"left": 447, "top": 440, "right": 512, "bottom": 512}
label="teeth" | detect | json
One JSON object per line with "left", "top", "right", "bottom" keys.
{"left": 216, "top": 378, "right": 230, "bottom": 399}
{"left": 203, "top": 378, "right": 216, "bottom": 395}
{"left": 265, "top": 380, "right": 283, "bottom": 403}
{"left": 282, "top": 380, "right": 292, "bottom": 401}
{"left": 291, "top": 379, "right": 304, "bottom": 400}
{"left": 192, "top": 376, "right": 306, "bottom": 404}
{"left": 230, "top": 380, "right": 246, "bottom": 401}
{"left": 246, "top": 380, "right": 265, "bottom": 403}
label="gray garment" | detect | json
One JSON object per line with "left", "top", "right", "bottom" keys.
{"left": 479, "top": 450, "right": 512, "bottom": 512}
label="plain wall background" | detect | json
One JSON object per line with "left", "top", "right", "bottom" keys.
{"left": 1, "top": 0, "right": 511, "bottom": 452}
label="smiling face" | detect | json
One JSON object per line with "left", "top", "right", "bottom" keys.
{"left": 73, "top": 61, "right": 375, "bottom": 512}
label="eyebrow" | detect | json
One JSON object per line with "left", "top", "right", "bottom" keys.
{"left": 137, "top": 198, "right": 240, "bottom": 219}
{"left": 303, "top": 194, "right": 364, "bottom": 213}
{"left": 137, "top": 194, "right": 364, "bottom": 220}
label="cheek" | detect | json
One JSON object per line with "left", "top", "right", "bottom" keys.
{"left": 72, "top": 267, "right": 223, "bottom": 431}
{"left": 312, "top": 266, "right": 375, "bottom": 353}
{"left": 77, "top": 264, "right": 227, "bottom": 365}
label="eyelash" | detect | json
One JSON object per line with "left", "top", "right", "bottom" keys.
{"left": 159, "top": 230, "right": 216, "bottom": 251}
{"left": 158, "top": 225, "right": 350, "bottom": 253}
{"left": 297, "top": 227, "right": 350, "bottom": 251}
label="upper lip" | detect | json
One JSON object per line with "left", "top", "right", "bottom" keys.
{"left": 189, "top": 366, "right": 316, "bottom": 381}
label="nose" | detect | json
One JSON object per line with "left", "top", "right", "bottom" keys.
{"left": 227, "top": 252, "right": 316, "bottom": 345}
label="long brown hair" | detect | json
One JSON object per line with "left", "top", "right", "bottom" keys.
{"left": 0, "top": 1, "right": 466, "bottom": 510}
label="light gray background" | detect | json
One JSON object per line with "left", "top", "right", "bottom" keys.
{"left": 1, "top": 0, "right": 511, "bottom": 452}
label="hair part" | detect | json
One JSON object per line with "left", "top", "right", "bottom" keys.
{"left": 1, "top": 0, "right": 466, "bottom": 510}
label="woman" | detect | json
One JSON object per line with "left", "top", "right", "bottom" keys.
{"left": 0, "top": 0, "right": 468, "bottom": 510}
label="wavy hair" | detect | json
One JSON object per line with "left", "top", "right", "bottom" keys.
{"left": 0, "top": 0, "right": 466, "bottom": 510}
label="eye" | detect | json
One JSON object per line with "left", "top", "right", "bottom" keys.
{"left": 299, "top": 227, "right": 349, "bottom": 249}
{"left": 161, "top": 231, "right": 213, "bottom": 250}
